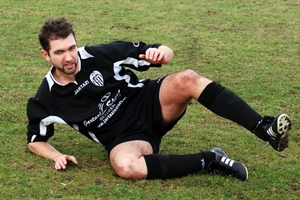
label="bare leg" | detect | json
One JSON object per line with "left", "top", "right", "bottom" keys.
{"left": 109, "top": 68, "right": 289, "bottom": 180}
{"left": 109, "top": 70, "right": 212, "bottom": 180}
{"left": 109, "top": 139, "right": 215, "bottom": 180}
{"left": 159, "top": 69, "right": 212, "bottom": 126}
{"left": 109, "top": 140, "right": 153, "bottom": 179}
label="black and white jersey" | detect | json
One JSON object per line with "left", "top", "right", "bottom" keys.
{"left": 27, "top": 41, "right": 161, "bottom": 147}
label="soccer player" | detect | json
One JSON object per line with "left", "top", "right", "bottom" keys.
{"left": 26, "top": 18, "right": 291, "bottom": 181}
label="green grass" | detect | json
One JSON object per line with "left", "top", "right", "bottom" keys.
{"left": 0, "top": 0, "right": 300, "bottom": 199}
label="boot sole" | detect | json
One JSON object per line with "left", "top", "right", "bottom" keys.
{"left": 276, "top": 113, "right": 292, "bottom": 138}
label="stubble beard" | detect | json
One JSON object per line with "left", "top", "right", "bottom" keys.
{"left": 56, "top": 61, "right": 78, "bottom": 75}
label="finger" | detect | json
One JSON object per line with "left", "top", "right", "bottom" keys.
{"left": 152, "top": 51, "right": 159, "bottom": 61}
{"left": 146, "top": 49, "right": 154, "bottom": 60}
{"left": 61, "top": 156, "right": 67, "bottom": 165}
{"left": 54, "top": 162, "right": 60, "bottom": 170}
{"left": 157, "top": 51, "right": 165, "bottom": 61}
{"left": 139, "top": 54, "right": 146, "bottom": 59}
{"left": 55, "top": 161, "right": 65, "bottom": 170}
{"left": 153, "top": 49, "right": 165, "bottom": 62}
{"left": 55, "top": 157, "right": 67, "bottom": 170}
{"left": 66, "top": 156, "right": 78, "bottom": 165}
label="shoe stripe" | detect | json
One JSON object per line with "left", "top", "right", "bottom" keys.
{"left": 221, "top": 157, "right": 234, "bottom": 167}
{"left": 267, "top": 128, "right": 277, "bottom": 137}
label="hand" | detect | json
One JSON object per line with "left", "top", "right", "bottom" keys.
{"left": 53, "top": 154, "right": 78, "bottom": 170}
{"left": 139, "top": 48, "right": 166, "bottom": 64}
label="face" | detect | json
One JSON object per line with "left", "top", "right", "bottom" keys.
{"left": 42, "top": 34, "right": 78, "bottom": 77}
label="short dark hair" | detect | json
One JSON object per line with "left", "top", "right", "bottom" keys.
{"left": 38, "top": 17, "right": 76, "bottom": 53}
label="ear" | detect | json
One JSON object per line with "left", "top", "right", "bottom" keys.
{"left": 41, "top": 50, "right": 50, "bottom": 62}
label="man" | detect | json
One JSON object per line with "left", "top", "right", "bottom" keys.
{"left": 27, "top": 18, "right": 291, "bottom": 181}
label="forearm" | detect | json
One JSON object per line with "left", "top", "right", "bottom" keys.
{"left": 28, "top": 141, "right": 63, "bottom": 162}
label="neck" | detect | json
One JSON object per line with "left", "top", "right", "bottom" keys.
{"left": 52, "top": 68, "right": 77, "bottom": 84}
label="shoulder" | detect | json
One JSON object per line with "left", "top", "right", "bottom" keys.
{"left": 28, "top": 71, "right": 53, "bottom": 102}
{"left": 78, "top": 46, "right": 95, "bottom": 59}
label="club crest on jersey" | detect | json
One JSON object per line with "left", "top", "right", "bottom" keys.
{"left": 90, "top": 70, "right": 104, "bottom": 87}
{"left": 133, "top": 41, "right": 140, "bottom": 47}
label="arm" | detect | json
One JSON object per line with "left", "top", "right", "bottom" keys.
{"left": 139, "top": 45, "right": 174, "bottom": 65}
{"left": 27, "top": 79, "right": 78, "bottom": 170}
{"left": 28, "top": 141, "right": 78, "bottom": 170}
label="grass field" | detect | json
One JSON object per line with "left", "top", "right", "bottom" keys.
{"left": 0, "top": 0, "right": 299, "bottom": 199}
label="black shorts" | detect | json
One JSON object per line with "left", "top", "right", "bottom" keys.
{"left": 106, "top": 76, "right": 184, "bottom": 154}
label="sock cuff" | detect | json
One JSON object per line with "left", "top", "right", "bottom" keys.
{"left": 203, "top": 151, "right": 217, "bottom": 169}
{"left": 198, "top": 81, "right": 225, "bottom": 108}
{"left": 144, "top": 154, "right": 161, "bottom": 179}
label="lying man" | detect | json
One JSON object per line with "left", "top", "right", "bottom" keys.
{"left": 26, "top": 18, "right": 292, "bottom": 181}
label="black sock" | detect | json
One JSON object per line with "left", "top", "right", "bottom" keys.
{"left": 144, "top": 151, "right": 215, "bottom": 179}
{"left": 198, "top": 82, "right": 263, "bottom": 133}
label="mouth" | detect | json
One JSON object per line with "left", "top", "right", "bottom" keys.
{"left": 64, "top": 63, "right": 75, "bottom": 70}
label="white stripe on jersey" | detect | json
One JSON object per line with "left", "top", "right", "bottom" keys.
{"left": 39, "top": 116, "right": 67, "bottom": 136}
{"left": 45, "top": 71, "right": 55, "bottom": 91}
{"left": 118, "top": 56, "right": 151, "bottom": 69}
{"left": 78, "top": 46, "right": 94, "bottom": 59}
{"left": 30, "top": 135, "right": 37, "bottom": 143}
{"left": 113, "top": 65, "right": 144, "bottom": 88}
{"left": 88, "top": 131, "right": 103, "bottom": 145}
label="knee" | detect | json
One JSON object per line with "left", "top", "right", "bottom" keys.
{"left": 112, "top": 158, "right": 146, "bottom": 180}
{"left": 176, "top": 69, "right": 204, "bottom": 87}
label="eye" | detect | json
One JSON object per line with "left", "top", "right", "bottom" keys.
{"left": 54, "top": 50, "right": 63, "bottom": 55}
{"left": 70, "top": 45, "right": 77, "bottom": 50}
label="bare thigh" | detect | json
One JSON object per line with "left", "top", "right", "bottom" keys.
{"left": 109, "top": 140, "right": 153, "bottom": 179}
{"left": 159, "top": 70, "right": 212, "bottom": 126}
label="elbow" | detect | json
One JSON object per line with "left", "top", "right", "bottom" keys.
{"left": 27, "top": 142, "right": 42, "bottom": 153}
{"left": 27, "top": 142, "right": 35, "bottom": 152}
{"left": 158, "top": 45, "right": 174, "bottom": 64}
{"left": 164, "top": 51, "right": 174, "bottom": 64}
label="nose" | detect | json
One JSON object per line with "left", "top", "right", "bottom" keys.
{"left": 64, "top": 51, "right": 73, "bottom": 61}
